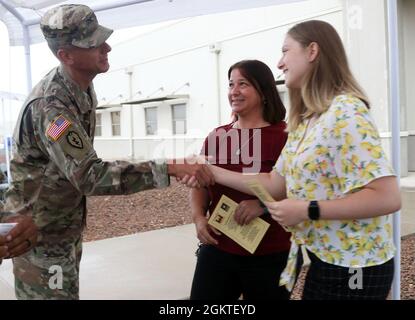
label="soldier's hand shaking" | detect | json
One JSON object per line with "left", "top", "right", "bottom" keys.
{"left": 3, "top": 214, "right": 38, "bottom": 258}
{"left": 167, "top": 156, "right": 214, "bottom": 188}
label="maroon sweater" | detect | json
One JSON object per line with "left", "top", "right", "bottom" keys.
{"left": 202, "top": 121, "right": 291, "bottom": 256}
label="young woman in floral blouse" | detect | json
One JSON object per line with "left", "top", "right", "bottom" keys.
{"left": 184, "top": 20, "right": 401, "bottom": 300}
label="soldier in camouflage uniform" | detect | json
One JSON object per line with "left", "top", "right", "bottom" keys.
{"left": 4, "top": 4, "right": 213, "bottom": 300}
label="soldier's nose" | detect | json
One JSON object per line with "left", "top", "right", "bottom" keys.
{"left": 102, "top": 42, "right": 111, "bottom": 53}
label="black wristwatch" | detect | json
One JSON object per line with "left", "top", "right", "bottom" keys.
{"left": 308, "top": 200, "right": 320, "bottom": 220}
{"left": 259, "top": 201, "right": 270, "bottom": 217}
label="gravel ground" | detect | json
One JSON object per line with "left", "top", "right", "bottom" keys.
{"left": 85, "top": 181, "right": 414, "bottom": 300}
{"left": 85, "top": 181, "right": 193, "bottom": 241}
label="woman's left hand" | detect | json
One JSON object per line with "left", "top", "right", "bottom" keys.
{"left": 234, "top": 200, "right": 264, "bottom": 225}
{"left": 264, "top": 199, "right": 308, "bottom": 227}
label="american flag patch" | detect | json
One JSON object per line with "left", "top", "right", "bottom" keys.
{"left": 46, "top": 115, "right": 72, "bottom": 141}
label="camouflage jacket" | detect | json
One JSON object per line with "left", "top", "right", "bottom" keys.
{"left": 3, "top": 66, "right": 169, "bottom": 239}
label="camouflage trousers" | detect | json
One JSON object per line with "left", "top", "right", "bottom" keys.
{"left": 13, "top": 235, "right": 82, "bottom": 300}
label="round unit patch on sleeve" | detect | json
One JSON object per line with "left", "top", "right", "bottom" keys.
{"left": 66, "top": 131, "right": 84, "bottom": 149}
{"left": 46, "top": 115, "right": 72, "bottom": 141}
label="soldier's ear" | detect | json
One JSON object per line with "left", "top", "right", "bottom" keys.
{"left": 57, "top": 48, "right": 75, "bottom": 66}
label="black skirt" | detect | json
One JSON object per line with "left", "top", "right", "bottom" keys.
{"left": 302, "top": 250, "right": 394, "bottom": 300}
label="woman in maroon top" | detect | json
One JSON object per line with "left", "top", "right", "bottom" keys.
{"left": 190, "top": 60, "right": 291, "bottom": 300}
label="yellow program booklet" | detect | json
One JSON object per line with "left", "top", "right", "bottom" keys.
{"left": 245, "top": 179, "right": 291, "bottom": 232}
{"left": 208, "top": 195, "right": 270, "bottom": 254}
{"left": 245, "top": 179, "right": 275, "bottom": 203}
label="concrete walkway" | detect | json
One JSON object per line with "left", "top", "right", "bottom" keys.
{"left": 0, "top": 175, "right": 413, "bottom": 300}
{"left": 0, "top": 224, "right": 199, "bottom": 300}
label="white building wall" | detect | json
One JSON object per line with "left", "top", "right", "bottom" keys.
{"left": 0, "top": 0, "right": 410, "bottom": 175}
{"left": 93, "top": 0, "right": 343, "bottom": 160}
{"left": 342, "top": 0, "right": 389, "bottom": 132}
{"left": 400, "top": 0, "right": 415, "bottom": 171}
{"left": 94, "top": 138, "right": 130, "bottom": 159}
{"left": 92, "top": 0, "right": 411, "bottom": 174}
{"left": 342, "top": 0, "right": 410, "bottom": 175}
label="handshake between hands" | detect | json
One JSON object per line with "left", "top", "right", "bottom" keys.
{"left": 167, "top": 155, "right": 214, "bottom": 188}
{"left": 1, "top": 156, "right": 208, "bottom": 261}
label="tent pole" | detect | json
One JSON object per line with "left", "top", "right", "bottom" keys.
{"left": 0, "top": 0, "right": 32, "bottom": 93}
{"left": 23, "top": 25, "right": 32, "bottom": 93}
{"left": 387, "top": 0, "right": 401, "bottom": 301}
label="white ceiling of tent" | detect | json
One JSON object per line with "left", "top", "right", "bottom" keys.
{"left": 0, "top": 0, "right": 304, "bottom": 46}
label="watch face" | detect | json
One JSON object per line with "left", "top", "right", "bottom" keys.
{"left": 309, "top": 209, "right": 318, "bottom": 220}
{"left": 308, "top": 201, "right": 320, "bottom": 220}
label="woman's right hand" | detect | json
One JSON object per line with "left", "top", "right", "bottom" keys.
{"left": 194, "top": 216, "right": 221, "bottom": 245}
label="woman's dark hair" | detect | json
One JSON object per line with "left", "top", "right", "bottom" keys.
{"left": 228, "top": 59, "right": 286, "bottom": 124}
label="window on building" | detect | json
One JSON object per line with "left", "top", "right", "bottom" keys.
{"left": 111, "top": 111, "right": 121, "bottom": 136}
{"left": 145, "top": 107, "right": 158, "bottom": 135}
{"left": 95, "top": 113, "right": 102, "bottom": 136}
{"left": 171, "top": 103, "right": 186, "bottom": 135}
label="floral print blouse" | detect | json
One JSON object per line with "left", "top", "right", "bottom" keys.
{"left": 275, "top": 94, "right": 396, "bottom": 291}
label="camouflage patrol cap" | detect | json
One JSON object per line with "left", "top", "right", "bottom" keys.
{"left": 40, "top": 4, "right": 113, "bottom": 49}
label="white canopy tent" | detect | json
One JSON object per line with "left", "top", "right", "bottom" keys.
{"left": 0, "top": 0, "right": 305, "bottom": 92}
{"left": 0, "top": 0, "right": 402, "bottom": 299}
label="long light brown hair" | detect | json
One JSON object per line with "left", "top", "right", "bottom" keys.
{"left": 286, "top": 20, "right": 369, "bottom": 131}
